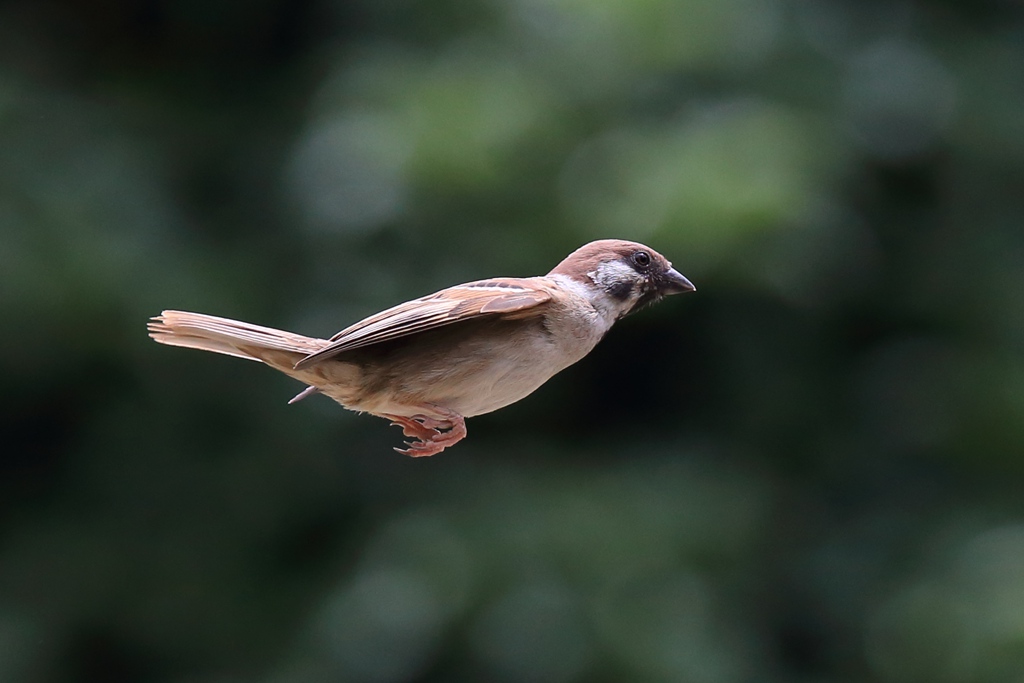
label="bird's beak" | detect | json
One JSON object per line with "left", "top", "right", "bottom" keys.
{"left": 660, "top": 267, "right": 696, "bottom": 295}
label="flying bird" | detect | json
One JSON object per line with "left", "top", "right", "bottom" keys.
{"left": 149, "top": 239, "right": 695, "bottom": 456}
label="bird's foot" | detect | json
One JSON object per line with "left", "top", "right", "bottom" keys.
{"left": 384, "top": 407, "right": 467, "bottom": 457}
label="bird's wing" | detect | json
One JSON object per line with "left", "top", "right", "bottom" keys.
{"left": 292, "top": 278, "right": 552, "bottom": 369}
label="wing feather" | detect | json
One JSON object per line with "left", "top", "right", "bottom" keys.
{"left": 292, "top": 278, "right": 551, "bottom": 369}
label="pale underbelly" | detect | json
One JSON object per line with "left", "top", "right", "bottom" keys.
{"left": 324, "top": 318, "right": 598, "bottom": 419}
{"left": 438, "top": 353, "right": 569, "bottom": 417}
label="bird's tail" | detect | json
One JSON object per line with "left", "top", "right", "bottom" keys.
{"left": 148, "top": 310, "right": 326, "bottom": 367}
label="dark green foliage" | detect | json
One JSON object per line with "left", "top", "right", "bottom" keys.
{"left": 3, "top": 0, "right": 1024, "bottom": 681}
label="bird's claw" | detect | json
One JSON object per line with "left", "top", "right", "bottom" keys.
{"left": 383, "top": 409, "right": 467, "bottom": 458}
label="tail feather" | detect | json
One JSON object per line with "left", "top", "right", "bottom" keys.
{"left": 148, "top": 310, "right": 326, "bottom": 364}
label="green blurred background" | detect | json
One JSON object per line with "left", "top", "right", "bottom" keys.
{"left": 3, "top": 0, "right": 1024, "bottom": 681}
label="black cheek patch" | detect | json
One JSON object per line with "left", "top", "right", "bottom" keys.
{"left": 608, "top": 280, "right": 634, "bottom": 301}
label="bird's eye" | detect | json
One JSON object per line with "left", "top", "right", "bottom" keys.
{"left": 631, "top": 251, "right": 651, "bottom": 268}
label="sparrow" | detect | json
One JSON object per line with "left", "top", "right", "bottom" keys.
{"left": 148, "top": 239, "right": 695, "bottom": 456}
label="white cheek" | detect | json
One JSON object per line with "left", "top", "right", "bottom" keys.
{"left": 568, "top": 261, "right": 641, "bottom": 324}
{"left": 590, "top": 260, "right": 636, "bottom": 288}
{"left": 591, "top": 261, "right": 643, "bottom": 300}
